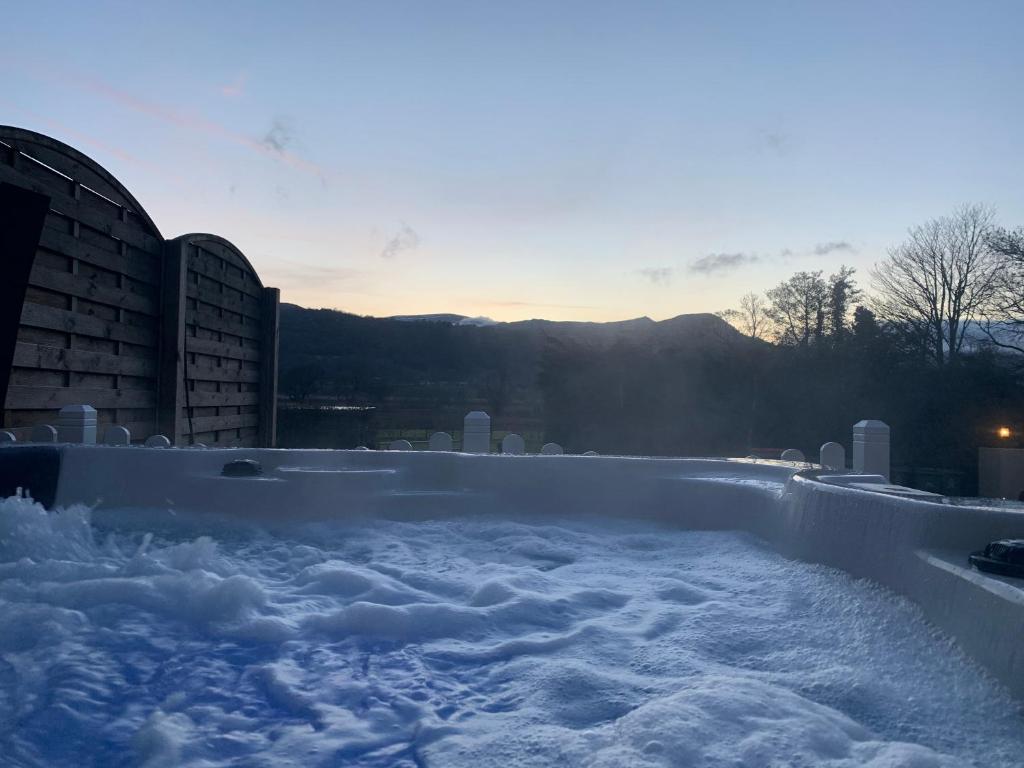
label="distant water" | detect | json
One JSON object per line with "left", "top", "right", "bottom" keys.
{"left": 1, "top": 494, "right": 1022, "bottom": 767}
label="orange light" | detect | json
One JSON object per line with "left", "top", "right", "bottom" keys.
{"left": 998, "top": 426, "right": 1012, "bottom": 439}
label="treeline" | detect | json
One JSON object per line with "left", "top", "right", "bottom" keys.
{"left": 540, "top": 308, "right": 1020, "bottom": 481}
{"left": 541, "top": 205, "right": 1024, "bottom": 490}
{"left": 277, "top": 205, "right": 1024, "bottom": 491}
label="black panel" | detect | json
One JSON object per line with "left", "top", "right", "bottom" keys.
{"left": 0, "top": 445, "right": 62, "bottom": 508}
{"left": 0, "top": 182, "right": 51, "bottom": 421}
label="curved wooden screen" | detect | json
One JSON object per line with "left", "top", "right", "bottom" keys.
{"left": 163, "top": 235, "right": 279, "bottom": 447}
{"left": 0, "top": 127, "right": 279, "bottom": 446}
{"left": 0, "top": 127, "right": 165, "bottom": 440}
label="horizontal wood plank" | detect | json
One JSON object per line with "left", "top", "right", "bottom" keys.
{"left": 186, "top": 412, "right": 259, "bottom": 433}
{"left": 186, "top": 390, "right": 260, "bottom": 407}
{"left": 0, "top": 163, "right": 161, "bottom": 252}
{"left": 186, "top": 364, "right": 260, "bottom": 383}
{"left": 186, "top": 335, "right": 261, "bottom": 363}
{"left": 20, "top": 302, "right": 157, "bottom": 347}
{"left": 39, "top": 227, "right": 161, "bottom": 285}
{"left": 13, "top": 341, "right": 157, "bottom": 377}
{"left": 2, "top": 137, "right": 135, "bottom": 209}
{"left": 187, "top": 249, "right": 263, "bottom": 298}
{"left": 187, "top": 278, "right": 263, "bottom": 319}
{"left": 187, "top": 305, "right": 262, "bottom": 340}
{"left": 6, "top": 385, "right": 157, "bottom": 410}
{"left": 29, "top": 263, "right": 157, "bottom": 315}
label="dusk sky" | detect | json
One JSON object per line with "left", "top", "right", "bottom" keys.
{"left": 4, "top": 1, "right": 1023, "bottom": 322}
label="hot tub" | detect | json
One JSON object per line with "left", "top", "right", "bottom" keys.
{"left": 1, "top": 445, "right": 1022, "bottom": 766}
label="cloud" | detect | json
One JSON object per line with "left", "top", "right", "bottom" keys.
{"left": 689, "top": 252, "right": 759, "bottom": 275}
{"left": 490, "top": 300, "right": 597, "bottom": 310}
{"left": 264, "top": 260, "right": 366, "bottom": 291}
{"left": 59, "top": 71, "right": 327, "bottom": 179}
{"left": 813, "top": 240, "right": 855, "bottom": 256}
{"left": 380, "top": 223, "right": 420, "bottom": 259}
{"left": 636, "top": 267, "right": 673, "bottom": 285}
{"left": 763, "top": 131, "right": 792, "bottom": 156}
{"left": 262, "top": 118, "right": 292, "bottom": 154}
{"left": 220, "top": 74, "right": 247, "bottom": 98}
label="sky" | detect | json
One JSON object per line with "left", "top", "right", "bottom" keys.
{"left": 3, "top": 1, "right": 1023, "bottom": 322}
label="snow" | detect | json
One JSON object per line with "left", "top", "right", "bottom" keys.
{"left": 1, "top": 494, "right": 1022, "bottom": 767}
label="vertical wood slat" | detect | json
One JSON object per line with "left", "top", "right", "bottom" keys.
{"left": 259, "top": 287, "right": 280, "bottom": 447}
{"left": 157, "top": 239, "right": 187, "bottom": 444}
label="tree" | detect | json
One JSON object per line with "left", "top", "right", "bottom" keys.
{"left": 826, "top": 266, "right": 862, "bottom": 342}
{"left": 983, "top": 226, "right": 1024, "bottom": 356}
{"left": 719, "top": 292, "right": 770, "bottom": 340}
{"left": 871, "top": 204, "right": 1000, "bottom": 366}
{"left": 766, "top": 271, "right": 828, "bottom": 346}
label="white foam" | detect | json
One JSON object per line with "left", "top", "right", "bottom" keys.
{"left": 1, "top": 496, "right": 1022, "bottom": 766}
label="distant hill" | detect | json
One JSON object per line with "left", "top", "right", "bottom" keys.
{"left": 387, "top": 313, "right": 474, "bottom": 324}
{"left": 278, "top": 304, "right": 758, "bottom": 415}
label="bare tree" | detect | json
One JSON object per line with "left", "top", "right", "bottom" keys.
{"left": 983, "top": 226, "right": 1024, "bottom": 355}
{"left": 720, "top": 292, "right": 770, "bottom": 340}
{"left": 871, "top": 204, "right": 1000, "bottom": 366}
{"left": 766, "top": 271, "right": 828, "bottom": 346}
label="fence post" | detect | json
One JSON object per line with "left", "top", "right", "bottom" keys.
{"left": 258, "top": 287, "right": 280, "bottom": 448}
{"left": 463, "top": 411, "right": 491, "bottom": 453}
{"left": 853, "top": 420, "right": 890, "bottom": 479}
{"left": 157, "top": 239, "right": 187, "bottom": 445}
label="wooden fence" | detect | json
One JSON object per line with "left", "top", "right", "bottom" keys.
{"left": 0, "top": 126, "right": 279, "bottom": 446}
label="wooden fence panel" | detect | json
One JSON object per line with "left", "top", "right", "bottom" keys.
{"left": 171, "top": 235, "right": 278, "bottom": 447}
{"left": 0, "top": 128, "right": 163, "bottom": 440}
{"left": 1, "top": 127, "right": 279, "bottom": 446}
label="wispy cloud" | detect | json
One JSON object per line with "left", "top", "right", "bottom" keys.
{"left": 1, "top": 103, "right": 187, "bottom": 188}
{"left": 813, "top": 240, "right": 856, "bottom": 256}
{"left": 220, "top": 73, "right": 247, "bottom": 98}
{"left": 380, "top": 223, "right": 420, "bottom": 259}
{"left": 689, "top": 252, "right": 759, "bottom": 275}
{"left": 636, "top": 267, "right": 673, "bottom": 285}
{"left": 264, "top": 259, "right": 367, "bottom": 291}
{"left": 59, "top": 71, "right": 327, "bottom": 179}
{"left": 489, "top": 300, "right": 597, "bottom": 310}
{"left": 262, "top": 118, "right": 292, "bottom": 154}
{"left": 762, "top": 131, "right": 792, "bottom": 156}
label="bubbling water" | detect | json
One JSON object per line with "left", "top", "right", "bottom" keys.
{"left": 0, "top": 494, "right": 1022, "bottom": 767}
